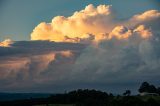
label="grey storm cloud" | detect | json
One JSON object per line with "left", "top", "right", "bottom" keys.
{"left": 0, "top": 41, "right": 86, "bottom": 92}
{"left": 1, "top": 37, "right": 160, "bottom": 93}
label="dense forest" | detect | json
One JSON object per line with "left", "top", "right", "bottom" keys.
{"left": 0, "top": 82, "right": 160, "bottom": 106}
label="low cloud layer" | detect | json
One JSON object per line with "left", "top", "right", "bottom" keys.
{"left": 0, "top": 41, "right": 86, "bottom": 92}
{"left": 0, "top": 4, "right": 160, "bottom": 93}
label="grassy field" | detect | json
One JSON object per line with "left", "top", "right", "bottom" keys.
{"left": 139, "top": 96, "right": 160, "bottom": 102}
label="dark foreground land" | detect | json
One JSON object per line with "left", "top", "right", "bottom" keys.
{"left": 0, "top": 89, "right": 160, "bottom": 106}
{"left": 0, "top": 82, "right": 160, "bottom": 106}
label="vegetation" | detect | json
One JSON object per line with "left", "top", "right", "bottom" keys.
{"left": 139, "top": 82, "right": 158, "bottom": 93}
{"left": 0, "top": 82, "right": 160, "bottom": 106}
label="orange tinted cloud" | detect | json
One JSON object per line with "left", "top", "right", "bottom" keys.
{"left": 0, "top": 53, "right": 56, "bottom": 79}
{"left": 0, "top": 39, "right": 13, "bottom": 47}
{"left": 0, "top": 49, "right": 76, "bottom": 83}
{"left": 134, "top": 25, "right": 152, "bottom": 39}
{"left": 31, "top": 4, "right": 115, "bottom": 43}
{"left": 31, "top": 4, "right": 160, "bottom": 43}
{"left": 108, "top": 26, "right": 132, "bottom": 40}
{"left": 60, "top": 50, "right": 73, "bottom": 58}
{"left": 131, "top": 10, "right": 160, "bottom": 21}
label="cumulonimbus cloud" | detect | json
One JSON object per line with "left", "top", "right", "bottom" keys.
{"left": 0, "top": 4, "right": 160, "bottom": 93}
{"left": 31, "top": 4, "right": 160, "bottom": 43}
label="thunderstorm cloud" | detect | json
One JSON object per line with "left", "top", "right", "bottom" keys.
{"left": 0, "top": 4, "right": 160, "bottom": 93}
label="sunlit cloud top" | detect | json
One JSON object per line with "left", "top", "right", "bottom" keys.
{"left": 31, "top": 4, "right": 159, "bottom": 44}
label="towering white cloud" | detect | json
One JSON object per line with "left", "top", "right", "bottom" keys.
{"left": 31, "top": 4, "right": 116, "bottom": 43}
{"left": 31, "top": 4, "right": 160, "bottom": 44}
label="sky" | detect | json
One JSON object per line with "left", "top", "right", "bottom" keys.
{"left": 0, "top": 0, "right": 160, "bottom": 94}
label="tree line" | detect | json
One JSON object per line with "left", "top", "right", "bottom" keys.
{"left": 0, "top": 82, "right": 160, "bottom": 106}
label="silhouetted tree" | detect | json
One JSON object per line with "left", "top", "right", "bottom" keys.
{"left": 123, "top": 90, "right": 131, "bottom": 96}
{"left": 157, "top": 87, "right": 160, "bottom": 95}
{"left": 139, "top": 82, "right": 157, "bottom": 93}
{"left": 148, "top": 85, "right": 157, "bottom": 93}
{"left": 139, "top": 82, "right": 150, "bottom": 93}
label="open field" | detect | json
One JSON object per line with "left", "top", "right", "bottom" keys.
{"left": 139, "top": 96, "right": 160, "bottom": 103}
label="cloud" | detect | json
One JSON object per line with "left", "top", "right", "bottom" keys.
{"left": 31, "top": 4, "right": 116, "bottom": 43}
{"left": 108, "top": 26, "right": 132, "bottom": 39}
{"left": 128, "top": 10, "right": 160, "bottom": 31}
{"left": 130, "top": 10, "right": 160, "bottom": 23}
{"left": 31, "top": 4, "right": 160, "bottom": 44}
{"left": 0, "top": 41, "right": 86, "bottom": 91}
{"left": 0, "top": 39, "right": 13, "bottom": 47}
{"left": 0, "top": 4, "right": 160, "bottom": 93}
{"left": 0, "top": 53, "right": 57, "bottom": 90}
{"left": 133, "top": 25, "right": 153, "bottom": 38}
{"left": 69, "top": 26, "right": 160, "bottom": 91}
